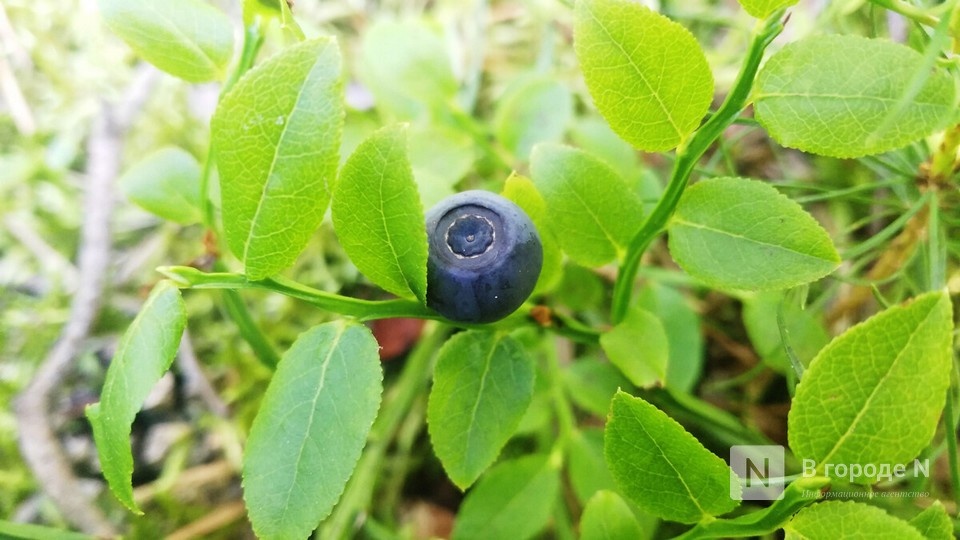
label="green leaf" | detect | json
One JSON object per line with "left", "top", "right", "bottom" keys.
{"left": 243, "top": 321, "right": 382, "bottom": 540}
{"left": 563, "top": 358, "right": 631, "bottom": 417}
{"left": 636, "top": 281, "right": 703, "bottom": 392}
{"left": 605, "top": 391, "right": 739, "bottom": 523}
{"left": 451, "top": 454, "right": 561, "bottom": 540}
{"left": 494, "top": 75, "right": 574, "bottom": 160}
{"left": 742, "top": 290, "right": 829, "bottom": 374}
{"left": 754, "top": 35, "right": 956, "bottom": 158}
{"left": 86, "top": 281, "right": 186, "bottom": 513}
{"left": 409, "top": 123, "right": 475, "bottom": 209}
{"left": 567, "top": 428, "right": 617, "bottom": 504}
{"left": 737, "top": 0, "right": 796, "bottom": 18}
{"left": 668, "top": 177, "right": 840, "bottom": 290}
{"left": 580, "top": 490, "right": 644, "bottom": 540}
{"left": 569, "top": 117, "right": 642, "bottom": 186}
{"left": 601, "top": 307, "right": 668, "bottom": 388}
{"left": 98, "top": 0, "right": 233, "bottom": 82}
{"left": 784, "top": 501, "right": 925, "bottom": 540}
{"left": 788, "top": 291, "right": 953, "bottom": 483}
{"left": 501, "top": 173, "right": 562, "bottom": 294}
{"left": 359, "top": 19, "right": 458, "bottom": 119}
{"left": 427, "top": 331, "right": 536, "bottom": 489}
{"left": 332, "top": 125, "right": 428, "bottom": 301}
{"left": 212, "top": 37, "right": 344, "bottom": 280}
{"left": 530, "top": 143, "right": 644, "bottom": 266}
{"left": 119, "top": 147, "right": 202, "bottom": 224}
{"left": 573, "top": 0, "right": 714, "bottom": 151}
{"left": 0, "top": 520, "right": 93, "bottom": 540}
{"left": 908, "top": 501, "right": 953, "bottom": 540}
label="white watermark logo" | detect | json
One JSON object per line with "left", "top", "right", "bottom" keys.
{"left": 729, "top": 445, "right": 932, "bottom": 501}
{"left": 730, "top": 445, "right": 785, "bottom": 501}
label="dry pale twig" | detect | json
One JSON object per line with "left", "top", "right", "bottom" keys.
{"left": 13, "top": 64, "right": 158, "bottom": 536}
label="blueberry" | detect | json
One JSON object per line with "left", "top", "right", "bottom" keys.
{"left": 425, "top": 190, "right": 543, "bottom": 323}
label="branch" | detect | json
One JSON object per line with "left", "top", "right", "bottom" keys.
{"left": 13, "top": 64, "right": 158, "bottom": 536}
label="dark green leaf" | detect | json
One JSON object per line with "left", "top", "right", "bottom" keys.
{"left": 427, "top": 331, "right": 536, "bottom": 489}
{"left": 668, "top": 177, "right": 840, "bottom": 290}
{"left": 567, "top": 428, "right": 617, "bottom": 504}
{"left": 601, "top": 307, "right": 668, "bottom": 388}
{"left": 580, "top": 490, "right": 644, "bottom": 540}
{"left": 451, "top": 454, "right": 561, "bottom": 540}
{"left": 636, "top": 281, "right": 703, "bottom": 392}
{"left": 243, "top": 321, "right": 382, "bottom": 539}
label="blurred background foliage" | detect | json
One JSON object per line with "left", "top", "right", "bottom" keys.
{"left": 1, "top": 0, "right": 954, "bottom": 536}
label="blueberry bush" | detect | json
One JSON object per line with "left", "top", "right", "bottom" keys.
{"left": 3, "top": 0, "right": 960, "bottom": 538}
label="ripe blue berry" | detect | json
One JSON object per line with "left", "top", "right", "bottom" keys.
{"left": 425, "top": 190, "right": 543, "bottom": 323}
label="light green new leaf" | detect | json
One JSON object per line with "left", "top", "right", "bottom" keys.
{"left": 451, "top": 454, "right": 561, "bottom": 540}
{"left": 738, "top": 0, "right": 797, "bottom": 18}
{"left": 668, "top": 177, "right": 840, "bottom": 290}
{"left": 212, "top": 38, "right": 344, "bottom": 280}
{"left": 120, "top": 147, "right": 202, "bottom": 224}
{"left": 530, "top": 143, "right": 644, "bottom": 267}
{"left": 601, "top": 307, "right": 668, "bottom": 388}
{"left": 788, "top": 291, "right": 953, "bottom": 483}
{"left": 494, "top": 75, "right": 574, "bottom": 160}
{"left": 784, "top": 501, "right": 924, "bottom": 540}
{"left": 574, "top": 0, "right": 714, "bottom": 151}
{"left": 243, "top": 321, "right": 382, "bottom": 540}
{"left": 636, "top": 281, "right": 703, "bottom": 392}
{"left": 502, "top": 174, "right": 562, "bottom": 294}
{"left": 580, "top": 491, "right": 644, "bottom": 540}
{"left": 755, "top": 35, "right": 956, "bottom": 158}
{"left": 332, "top": 125, "right": 428, "bottom": 301}
{"left": 605, "top": 391, "right": 739, "bottom": 523}
{"left": 908, "top": 501, "right": 953, "bottom": 540}
{"left": 567, "top": 428, "right": 617, "bottom": 504}
{"left": 742, "top": 290, "right": 829, "bottom": 374}
{"left": 427, "top": 331, "right": 536, "bottom": 489}
{"left": 98, "top": 0, "right": 233, "bottom": 82}
{"left": 359, "top": 19, "right": 458, "bottom": 119}
{"left": 86, "top": 281, "right": 186, "bottom": 513}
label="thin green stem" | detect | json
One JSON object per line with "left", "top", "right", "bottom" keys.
{"left": 841, "top": 192, "right": 930, "bottom": 260}
{"left": 159, "top": 266, "right": 602, "bottom": 342}
{"left": 610, "top": 11, "right": 786, "bottom": 323}
{"left": 544, "top": 338, "right": 577, "bottom": 441}
{"left": 200, "top": 20, "right": 265, "bottom": 229}
{"left": 160, "top": 265, "right": 435, "bottom": 320}
{"left": 868, "top": 0, "right": 940, "bottom": 27}
{"left": 219, "top": 289, "right": 281, "bottom": 369}
{"left": 673, "top": 477, "right": 830, "bottom": 539}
